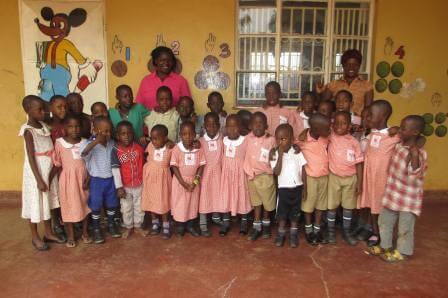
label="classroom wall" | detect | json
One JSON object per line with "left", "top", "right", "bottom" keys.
{"left": 1, "top": 0, "right": 447, "bottom": 190}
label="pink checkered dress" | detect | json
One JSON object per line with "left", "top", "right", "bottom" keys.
{"left": 382, "top": 143, "right": 428, "bottom": 216}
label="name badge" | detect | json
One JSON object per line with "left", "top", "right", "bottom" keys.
{"left": 225, "top": 145, "right": 236, "bottom": 158}
{"left": 346, "top": 149, "right": 355, "bottom": 162}
{"left": 154, "top": 149, "right": 164, "bottom": 161}
{"left": 71, "top": 147, "right": 81, "bottom": 160}
{"left": 370, "top": 135, "right": 382, "bottom": 148}
{"left": 185, "top": 153, "right": 196, "bottom": 165}
{"left": 259, "top": 148, "right": 270, "bottom": 163}
{"left": 279, "top": 115, "right": 288, "bottom": 124}
{"left": 208, "top": 140, "right": 217, "bottom": 152}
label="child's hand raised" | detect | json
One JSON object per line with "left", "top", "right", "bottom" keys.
{"left": 269, "top": 147, "right": 277, "bottom": 161}
{"left": 314, "top": 81, "right": 326, "bottom": 94}
{"left": 388, "top": 126, "right": 399, "bottom": 137}
{"left": 138, "top": 136, "right": 148, "bottom": 147}
{"left": 95, "top": 131, "right": 107, "bottom": 143}
{"left": 166, "top": 140, "right": 175, "bottom": 149}
{"left": 416, "top": 136, "right": 426, "bottom": 148}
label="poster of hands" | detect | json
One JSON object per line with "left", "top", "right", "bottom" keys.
{"left": 19, "top": 0, "right": 107, "bottom": 110}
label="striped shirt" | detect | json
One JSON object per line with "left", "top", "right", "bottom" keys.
{"left": 80, "top": 138, "right": 114, "bottom": 178}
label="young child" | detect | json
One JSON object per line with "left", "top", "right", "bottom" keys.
{"left": 334, "top": 90, "right": 361, "bottom": 126}
{"left": 109, "top": 85, "right": 149, "bottom": 146}
{"left": 144, "top": 86, "right": 180, "bottom": 142}
{"left": 175, "top": 96, "right": 203, "bottom": 141}
{"left": 170, "top": 121, "right": 206, "bottom": 236}
{"left": 66, "top": 92, "right": 91, "bottom": 138}
{"left": 141, "top": 125, "right": 173, "bottom": 239}
{"left": 270, "top": 124, "right": 307, "bottom": 248}
{"left": 243, "top": 112, "right": 276, "bottom": 241}
{"left": 358, "top": 100, "right": 400, "bottom": 247}
{"left": 236, "top": 109, "right": 252, "bottom": 136}
{"left": 370, "top": 115, "right": 428, "bottom": 262}
{"left": 317, "top": 100, "right": 335, "bottom": 119}
{"left": 255, "top": 81, "right": 293, "bottom": 136}
{"left": 292, "top": 91, "right": 316, "bottom": 139}
{"left": 198, "top": 112, "right": 224, "bottom": 236}
{"left": 111, "top": 121, "right": 145, "bottom": 239}
{"left": 219, "top": 114, "right": 252, "bottom": 235}
{"left": 80, "top": 116, "right": 122, "bottom": 243}
{"left": 91, "top": 102, "right": 109, "bottom": 119}
{"left": 327, "top": 111, "right": 364, "bottom": 245}
{"left": 53, "top": 115, "right": 91, "bottom": 247}
{"left": 206, "top": 91, "right": 227, "bottom": 135}
{"left": 48, "top": 95, "right": 67, "bottom": 142}
{"left": 297, "top": 113, "right": 331, "bottom": 245}
{"left": 19, "top": 95, "right": 62, "bottom": 251}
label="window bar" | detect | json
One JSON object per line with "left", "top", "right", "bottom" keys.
{"left": 324, "top": 0, "right": 334, "bottom": 83}
{"left": 290, "top": 8, "right": 293, "bottom": 34}
{"left": 275, "top": 0, "right": 282, "bottom": 86}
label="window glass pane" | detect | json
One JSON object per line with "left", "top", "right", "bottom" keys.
{"left": 239, "top": 37, "right": 276, "bottom": 71}
{"left": 239, "top": 7, "right": 277, "bottom": 34}
{"left": 281, "top": 8, "right": 291, "bottom": 33}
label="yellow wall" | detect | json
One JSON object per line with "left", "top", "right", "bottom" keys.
{"left": 1, "top": 0, "right": 447, "bottom": 190}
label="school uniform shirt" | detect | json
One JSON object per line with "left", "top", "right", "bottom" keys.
{"left": 109, "top": 104, "right": 150, "bottom": 139}
{"left": 297, "top": 132, "right": 329, "bottom": 178}
{"left": 270, "top": 148, "right": 307, "bottom": 188}
{"left": 144, "top": 108, "right": 180, "bottom": 142}
{"left": 111, "top": 142, "right": 144, "bottom": 188}
{"left": 254, "top": 105, "right": 293, "bottom": 136}
{"left": 291, "top": 111, "right": 310, "bottom": 139}
{"left": 243, "top": 133, "right": 276, "bottom": 180}
{"left": 80, "top": 138, "right": 114, "bottom": 178}
{"left": 328, "top": 133, "right": 364, "bottom": 177}
{"left": 382, "top": 144, "right": 428, "bottom": 216}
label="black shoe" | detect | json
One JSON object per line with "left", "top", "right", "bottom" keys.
{"left": 219, "top": 225, "right": 229, "bottom": 237}
{"left": 108, "top": 223, "right": 122, "bottom": 238}
{"left": 240, "top": 220, "right": 248, "bottom": 235}
{"left": 367, "top": 235, "right": 379, "bottom": 247}
{"left": 262, "top": 225, "right": 271, "bottom": 239}
{"left": 290, "top": 233, "right": 299, "bottom": 248}
{"left": 176, "top": 225, "right": 185, "bottom": 237}
{"left": 212, "top": 217, "right": 223, "bottom": 226}
{"left": 200, "top": 229, "right": 212, "bottom": 237}
{"left": 305, "top": 232, "right": 318, "bottom": 246}
{"left": 187, "top": 226, "right": 200, "bottom": 237}
{"left": 327, "top": 229, "right": 336, "bottom": 244}
{"left": 342, "top": 230, "right": 358, "bottom": 246}
{"left": 150, "top": 224, "right": 161, "bottom": 235}
{"left": 53, "top": 224, "right": 67, "bottom": 242}
{"left": 93, "top": 228, "right": 105, "bottom": 244}
{"left": 247, "top": 229, "right": 262, "bottom": 241}
{"left": 274, "top": 234, "right": 285, "bottom": 247}
{"left": 162, "top": 229, "right": 171, "bottom": 240}
{"left": 316, "top": 231, "right": 328, "bottom": 244}
{"left": 357, "top": 228, "right": 372, "bottom": 241}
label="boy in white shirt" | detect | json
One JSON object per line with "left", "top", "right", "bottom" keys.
{"left": 270, "top": 124, "right": 307, "bottom": 248}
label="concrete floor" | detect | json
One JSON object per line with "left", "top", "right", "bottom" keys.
{"left": 0, "top": 192, "right": 447, "bottom": 298}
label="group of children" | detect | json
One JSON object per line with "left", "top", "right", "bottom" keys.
{"left": 20, "top": 80, "right": 428, "bottom": 263}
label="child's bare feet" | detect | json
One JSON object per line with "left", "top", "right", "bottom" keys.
{"left": 43, "top": 232, "right": 66, "bottom": 244}
{"left": 122, "top": 228, "right": 132, "bottom": 239}
{"left": 82, "top": 234, "right": 92, "bottom": 244}
{"left": 135, "top": 228, "right": 148, "bottom": 237}
{"left": 31, "top": 237, "right": 49, "bottom": 251}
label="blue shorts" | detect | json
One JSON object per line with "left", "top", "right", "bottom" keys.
{"left": 88, "top": 177, "right": 118, "bottom": 212}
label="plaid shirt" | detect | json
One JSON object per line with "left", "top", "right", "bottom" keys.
{"left": 382, "top": 143, "right": 428, "bottom": 216}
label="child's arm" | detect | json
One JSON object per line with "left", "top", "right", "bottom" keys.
{"left": 111, "top": 148, "right": 126, "bottom": 199}
{"left": 171, "top": 166, "right": 194, "bottom": 192}
{"left": 272, "top": 148, "right": 284, "bottom": 176}
{"left": 83, "top": 173, "right": 90, "bottom": 190}
{"left": 408, "top": 146, "right": 421, "bottom": 171}
{"left": 356, "top": 162, "right": 363, "bottom": 196}
{"left": 191, "top": 165, "right": 205, "bottom": 191}
{"left": 301, "top": 166, "right": 307, "bottom": 201}
{"left": 24, "top": 130, "right": 47, "bottom": 192}
{"left": 81, "top": 133, "right": 105, "bottom": 157}
{"left": 48, "top": 166, "right": 61, "bottom": 185}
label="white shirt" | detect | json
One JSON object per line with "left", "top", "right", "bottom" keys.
{"left": 300, "top": 111, "right": 310, "bottom": 129}
{"left": 270, "top": 148, "right": 307, "bottom": 188}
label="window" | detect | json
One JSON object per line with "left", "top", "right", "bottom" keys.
{"left": 236, "top": 0, "right": 374, "bottom": 107}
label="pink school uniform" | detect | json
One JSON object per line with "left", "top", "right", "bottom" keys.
{"left": 243, "top": 132, "right": 276, "bottom": 179}
{"left": 53, "top": 138, "right": 90, "bottom": 223}
{"left": 170, "top": 143, "right": 206, "bottom": 222}
{"left": 291, "top": 111, "right": 310, "bottom": 140}
{"left": 328, "top": 133, "right": 364, "bottom": 177}
{"left": 219, "top": 136, "right": 252, "bottom": 216}
{"left": 199, "top": 133, "right": 223, "bottom": 214}
{"left": 359, "top": 128, "right": 400, "bottom": 214}
{"left": 254, "top": 105, "right": 293, "bottom": 136}
{"left": 141, "top": 143, "right": 172, "bottom": 215}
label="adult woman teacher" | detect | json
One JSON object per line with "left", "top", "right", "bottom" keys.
{"left": 136, "top": 46, "right": 191, "bottom": 110}
{"left": 316, "top": 49, "right": 373, "bottom": 115}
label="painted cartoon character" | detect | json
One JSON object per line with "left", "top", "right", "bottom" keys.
{"left": 34, "top": 7, "right": 102, "bottom": 101}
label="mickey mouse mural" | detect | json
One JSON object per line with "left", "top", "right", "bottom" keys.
{"left": 33, "top": 6, "right": 102, "bottom": 101}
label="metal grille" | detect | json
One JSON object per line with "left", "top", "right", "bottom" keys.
{"left": 236, "top": 0, "right": 374, "bottom": 107}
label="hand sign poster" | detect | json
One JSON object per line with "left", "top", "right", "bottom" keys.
{"left": 19, "top": 0, "right": 107, "bottom": 111}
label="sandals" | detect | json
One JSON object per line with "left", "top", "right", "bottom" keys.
{"left": 367, "top": 245, "right": 384, "bottom": 256}
{"left": 66, "top": 239, "right": 77, "bottom": 248}
{"left": 381, "top": 249, "right": 405, "bottom": 263}
{"left": 32, "top": 240, "right": 49, "bottom": 251}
